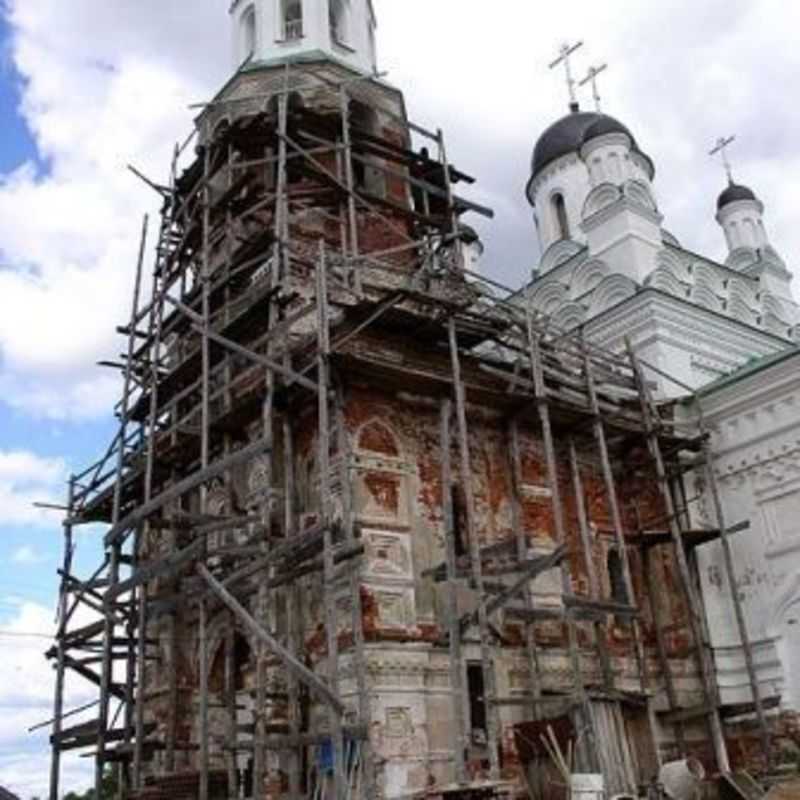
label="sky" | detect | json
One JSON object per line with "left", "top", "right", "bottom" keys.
{"left": 1, "top": 0, "right": 799, "bottom": 796}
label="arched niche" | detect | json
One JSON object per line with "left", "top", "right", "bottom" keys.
{"left": 769, "top": 572, "right": 800, "bottom": 711}
{"left": 354, "top": 418, "right": 409, "bottom": 529}
{"left": 357, "top": 418, "right": 401, "bottom": 458}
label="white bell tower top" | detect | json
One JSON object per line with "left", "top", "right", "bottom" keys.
{"left": 230, "top": 0, "right": 378, "bottom": 75}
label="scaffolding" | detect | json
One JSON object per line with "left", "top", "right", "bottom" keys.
{"left": 45, "top": 62, "right": 772, "bottom": 800}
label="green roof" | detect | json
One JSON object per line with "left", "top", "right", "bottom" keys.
{"left": 694, "top": 345, "right": 800, "bottom": 399}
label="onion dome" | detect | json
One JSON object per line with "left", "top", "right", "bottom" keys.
{"left": 530, "top": 108, "right": 652, "bottom": 181}
{"left": 717, "top": 182, "right": 757, "bottom": 211}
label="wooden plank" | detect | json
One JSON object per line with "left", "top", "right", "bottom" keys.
{"left": 505, "top": 606, "right": 564, "bottom": 623}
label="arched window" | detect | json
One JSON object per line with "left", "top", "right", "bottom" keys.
{"left": 282, "top": 0, "right": 303, "bottom": 40}
{"left": 552, "top": 192, "right": 570, "bottom": 240}
{"left": 241, "top": 5, "right": 257, "bottom": 59}
{"left": 330, "top": 0, "right": 351, "bottom": 45}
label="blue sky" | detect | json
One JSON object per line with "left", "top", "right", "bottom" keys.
{"left": 1, "top": 0, "right": 799, "bottom": 796}
{"left": 0, "top": 16, "right": 36, "bottom": 173}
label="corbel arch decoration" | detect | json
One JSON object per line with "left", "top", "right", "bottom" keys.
{"left": 538, "top": 238, "right": 585, "bottom": 275}
{"left": 552, "top": 301, "right": 587, "bottom": 332}
{"left": 622, "top": 178, "right": 657, "bottom": 212}
{"left": 587, "top": 274, "right": 637, "bottom": 316}
{"left": 691, "top": 281, "right": 722, "bottom": 312}
{"left": 528, "top": 279, "right": 569, "bottom": 317}
{"left": 570, "top": 257, "right": 610, "bottom": 299}
{"left": 581, "top": 182, "right": 621, "bottom": 221}
{"left": 646, "top": 266, "right": 685, "bottom": 299}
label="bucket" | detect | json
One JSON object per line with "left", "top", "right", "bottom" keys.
{"left": 570, "top": 773, "right": 605, "bottom": 800}
{"left": 658, "top": 758, "right": 706, "bottom": 800}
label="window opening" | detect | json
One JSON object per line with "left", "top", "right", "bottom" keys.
{"left": 607, "top": 548, "right": 628, "bottom": 605}
{"left": 451, "top": 484, "right": 469, "bottom": 558}
{"left": 329, "top": 0, "right": 350, "bottom": 45}
{"left": 349, "top": 101, "right": 386, "bottom": 197}
{"left": 552, "top": 192, "right": 570, "bottom": 240}
{"left": 282, "top": 0, "right": 303, "bottom": 41}
{"left": 467, "top": 664, "right": 487, "bottom": 745}
{"left": 242, "top": 5, "right": 257, "bottom": 58}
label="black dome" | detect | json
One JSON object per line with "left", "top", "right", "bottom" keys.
{"left": 531, "top": 110, "right": 635, "bottom": 177}
{"left": 717, "top": 182, "right": 757, "bottom": 210}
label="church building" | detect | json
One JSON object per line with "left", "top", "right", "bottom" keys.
{"left": 46, "top": 4, "right": 800, "bottom": 800}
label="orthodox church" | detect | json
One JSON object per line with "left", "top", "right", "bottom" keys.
{"left": 47, "top": 3, "right": 800, "bottom": 800}
{"left": 519, "top": 51, "right": 800, "bottom": 778}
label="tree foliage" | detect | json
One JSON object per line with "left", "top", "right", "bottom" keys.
{"left": 62, "top": 768, "right": 118, "bottom": 800}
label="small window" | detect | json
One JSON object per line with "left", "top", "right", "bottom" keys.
{"left": 451, "top": 484, "right": 469, "bottom": 559}
{"left": 282, "top": 0, "right": 303, "bottom": 41}
{"left": 552, "top": 192, "right": 570, "bottom": 240}
{"left": 467, "top": 664, "right": 487, "bottom": 745}
{"left": 607, "top": 548, "right": 628, "bottom": 605}
{"left": 242, "top": 5, "right": 257, "bottom": 58}
{"left": 329, "top": 0, "right": 351, "bottom": 45}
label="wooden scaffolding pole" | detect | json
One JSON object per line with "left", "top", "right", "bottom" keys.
{"left": 49, "top": 476, "right": 76, "bottom": 800}
{"left": 283, "top": 417, "right": 302, "bottom": 799}
{"left": 440, "top": 399, "right": 468, "bottom": 785}
{"left": 134, "top": 145, "right": 179, "bottom": 787}
{"left": 626, "top": 340, "right": 730, "bottom": 773}
{"left": 508, "top": 420, "right": 544, "bottom": 718}
{"left": 317, "top": 241, "right": 346, "bottom": 797}
{"left": 335, "top": 382, "right": 374, "bottom": 796}
{"left": 524, "top": 314, "right": 596, "bottom": 772}
{"left": 447, "top": 317, "right": 501, "bottom": 780}
{"left": 567, "top": 440, "right": 613, "bottom": 689}
{"left": 699, "top": 436, "right": 771, "bottom": 766}
{"left": 580, "top": 342, "right": 661, "bottom": 769}
{"left": 339, "top": 87, "right": 362, "bottom": 294}
{"left": 199, "top": 135, "right": 213, "bottom": 800}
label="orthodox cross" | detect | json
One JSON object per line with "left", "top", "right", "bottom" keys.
{"left": 579, "top": 63, "right": 608, "bottom": 112}
{"left": 549, "top": 41, "right": 584, "bottom": 108}
{"left": 709, "top": 135, "right": 736, "bottom": 183}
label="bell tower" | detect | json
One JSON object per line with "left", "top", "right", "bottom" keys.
{"left": 230, "top": 0, "right": 378, "bottom": 75}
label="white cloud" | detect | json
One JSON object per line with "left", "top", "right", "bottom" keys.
{"left": 0, "top": 599, "right": 97, "bottom": 798}
{"left": 1, "top": 0, "right": 798, "bottom": 422}
{"left": 0, "top": 449, "right": 66, "bottom": 527}
{"left": 11, "top": 545, "right": 44, "bottom": 564}
{"left": 0, "top": 1, "right": 227, "bottom": 422}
